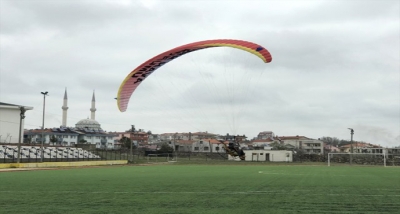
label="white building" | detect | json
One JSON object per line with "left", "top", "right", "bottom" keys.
{"left": 192, "top": 139, "right": 225, "bottom": 153}
{"left": 234, "top": 150, "right": 293, "bottom": 162}
{"left": 0, "top": 102, "right": 33, "bottom": 144}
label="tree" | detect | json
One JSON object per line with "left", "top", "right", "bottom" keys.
{"left": 320, "top": 136, "right": 340, "bottom": 146}
{"left": 50, "top": 135, "right": 58, "bottom": 145}
{"left": 158, "top": 142, "right": 173, "bottom": 153}
{"left": 120, "top": 136, "right": 133, "bottom": 149}
{"left": 270, "top": 141, "right": 286, "bottom": 150}
{"left": 339, "top": 139, "right": 351, "bottom": 146}
{"left": 24, "top": 135, "right": 32, "bottom": 144}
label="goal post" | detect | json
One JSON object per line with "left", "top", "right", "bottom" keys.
{"left": 328, "top": 153, "right": 386, "bottom": 167}
{"left": 147, "top": 153, "right": 177, "bottom": 163}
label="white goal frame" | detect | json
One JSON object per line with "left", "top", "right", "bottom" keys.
{"left": 328, "top": 153, "right": 386, "bottom": 167}
{"left": 147, "top": 153, "right": 177, "bottom": 163}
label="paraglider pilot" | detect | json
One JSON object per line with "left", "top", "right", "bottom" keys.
{"left": 223, "top": 136, "right": 245, "bottom": 160}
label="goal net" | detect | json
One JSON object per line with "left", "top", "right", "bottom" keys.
{"left": 147, "top": 153, "right": 177, "bottom": 163}
{"left": 328, "top": 153, "right": 386, "bottom": 167}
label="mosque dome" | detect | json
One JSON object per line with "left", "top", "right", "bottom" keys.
{"left": 75, "top": 118, "right": 101, "bottom": 129}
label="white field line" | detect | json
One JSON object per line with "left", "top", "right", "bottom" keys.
{"left": 257, "top": 171, "right": 399, "bottom": 177}
{"left": 0, "top": 190, "right": 399, "bottom": 197}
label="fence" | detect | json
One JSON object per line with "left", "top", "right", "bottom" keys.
{"left": 3, "top": 144, "right": 398, "bottom": 166}
{"left": 0, "top": 144, "right": 128, "bottom": 163}
{"left": 142, "top": 151, "right": 229, "bottom": 163}
{"left": 293, "top": 153, "right": 400, "bottom": 166}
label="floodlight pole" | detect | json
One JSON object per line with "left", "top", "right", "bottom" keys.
{"left": 41, "top": 91, "right": 48, "bottom": 162}
{"left": 17, "top": 106, "right": 26, "bottom": 163}
{"left": 348, "top": 128, "right": 354, "bottom": 165}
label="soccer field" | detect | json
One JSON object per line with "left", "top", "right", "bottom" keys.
{"left": 1, "top": 164, "right": 399, "bottom": 213}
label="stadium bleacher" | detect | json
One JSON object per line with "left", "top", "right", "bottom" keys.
{"left": 0, "top": 145, "right": 101, "bottom": 160}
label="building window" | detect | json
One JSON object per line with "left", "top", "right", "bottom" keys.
{"left": 204, "top": 147, "right": 209, "bottom": 151}
{"left": 194, "top": 147, "right": 199, "bottom": 151}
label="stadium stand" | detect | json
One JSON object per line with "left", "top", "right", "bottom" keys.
{"left": 0, "top": 145, "right": 101, "bottom": 161}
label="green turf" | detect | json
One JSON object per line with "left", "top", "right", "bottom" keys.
{"left": 1, "top": 164, "right": 399, "bottom": 213}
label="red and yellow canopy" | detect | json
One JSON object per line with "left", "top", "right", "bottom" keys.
{"left": 117, "top": 39, "right": 272, "bottom": 112}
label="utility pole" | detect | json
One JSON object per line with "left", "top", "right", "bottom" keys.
{"left": 17, "top": 106, "right": 26, "bottom": 163}
{"left": 130, "top": 125, "right": 135, "bottom": 163}
{"left": 173, "top": 132, "right": 177, "bottom": 152}
{"left": 41, "top": 91, "right": 48, "bottom": 162}
{"left": 348, "top": 128, "right": 354, "bottom": 165}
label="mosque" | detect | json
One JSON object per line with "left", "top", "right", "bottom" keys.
{"left": 62, "top": 89, "right": 101, "bottom": 130}
{"left": 24, "top": 89, "right": 116, "bottom": 149}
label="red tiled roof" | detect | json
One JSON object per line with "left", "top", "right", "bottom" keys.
{"left": 202, "top": 139, "right": 227, "bottom": 144}
{"left": 277, "top": 136, "right": 311, "bottom": 140}
{"left": 340, "top": 142, "right": 380, "bottom": 148}
{"left": 252, "top": 139, "right": 274, "bottom": 143}
{"left": 191, "top": 132, "right": 216, "bottom": 135}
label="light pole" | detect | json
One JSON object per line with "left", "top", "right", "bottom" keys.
{"left": 130, "top": 125, "right": 135, "bottom": 163}
{"left": 348, "top": 128, "right": 354, "bottom": 165}
{"left": 41, "top": 91, "right": 48, "bottom": 162}
{"left": 17, "top": 106, "right": 27, "bottom": 163}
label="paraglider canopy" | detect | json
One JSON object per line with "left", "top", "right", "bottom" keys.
{"left": 117, "top": 39, "right": 272, "bottom": 112}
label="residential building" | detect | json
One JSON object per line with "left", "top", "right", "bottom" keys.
{"left": 339, "top": 142, "right": 383, "bottom": 153}
{"left": 24, "top": 127, "right": 115, "bottom": 149}
{"left": 192, "top": 139, "right": 225, "bottom": 153}
{"left": 173, "top": 140, "right": 194, "bottom": 152}
{"left": 277, "top": 135, "right": 324, "bottom": 154}
{"left": 122, "top": 131, "right": 149, "bottom": 145}
{"left": 256, "top": 131, "right": 275, "bottom": 140}
{"left": 324, "top": 144, "right": 340, "bottom": 153}
{"left": 191, "top": 132, "right": 217, "bottom": 140}
{"left": 250, "top": 139, "right": 275, "bottom": 150}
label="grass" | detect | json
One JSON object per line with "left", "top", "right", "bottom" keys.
{"left": 0, "top": 163, "right": 399, "bottom": 213}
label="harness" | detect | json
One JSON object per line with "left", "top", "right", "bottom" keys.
{"left": 217, "top": 140, "right": 245, "bottom": 160}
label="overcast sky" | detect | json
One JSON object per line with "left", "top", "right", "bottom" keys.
{"left": 1, "top": 0, "right": 399, "bottom": 146}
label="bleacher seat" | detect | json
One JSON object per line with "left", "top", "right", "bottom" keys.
{"left": 1, "top": 145, "right": 101, "bottom": 160}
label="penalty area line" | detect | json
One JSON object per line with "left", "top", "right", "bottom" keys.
{"left": 0, "top": 190, "right": 399, "bottom": 197}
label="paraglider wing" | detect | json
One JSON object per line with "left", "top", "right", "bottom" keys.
{"left": 117, "top": 39, "right": 272, "bottom": 112}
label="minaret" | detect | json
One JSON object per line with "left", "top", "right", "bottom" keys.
{"left": 61, "top": 88, "right": 68, "bottom": 127}
{"left": 90, "top": 90, "right": 96, "bottom": 120}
